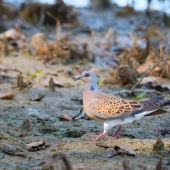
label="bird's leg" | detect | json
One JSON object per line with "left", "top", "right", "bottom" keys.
{"left": 85, "top": 132, "right": 108, "bottom": 141}
{"left": 85, "top": 123, "right": 109, "bottom": 141}
{"left": 106, "top": 125, "right": 122, "bottom": 139}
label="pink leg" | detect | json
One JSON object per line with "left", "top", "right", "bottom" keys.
{"left": 106, "top": 125, "right": 122, "bottom": 139}
{"left": 85, "top": 132, "right": 108, "bottom": 141}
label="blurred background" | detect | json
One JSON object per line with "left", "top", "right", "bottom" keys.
{"left": 1, "top": 1, "right": 170, "bottom": 169}
{"left": 0, "top": 0, "right": 170, "bottom": 87}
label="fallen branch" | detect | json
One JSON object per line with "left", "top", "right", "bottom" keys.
{"left": 96, "top": 144, "right": 112, "bottom": 149}
{"left": 113, "top": 89, "right": 161, "bottom": 95}
{"left": 0, "top": 160, "right": 16, "bottom": 167}
{"left": 46, "top": 11, "right": 58, "bottom": 21}
{"left": 2, "top": 150, "right": 29, "bottom": 158}
{"left": 131, "top": 52, "right": 170, "bottom": 92}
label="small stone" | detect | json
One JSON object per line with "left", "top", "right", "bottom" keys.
{"left": 22, "top": 119, "right": 31, "bottom": 128}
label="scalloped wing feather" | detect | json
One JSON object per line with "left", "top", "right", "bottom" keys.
{"left": 89, "top": 95, "right": 143, "bottom": 120}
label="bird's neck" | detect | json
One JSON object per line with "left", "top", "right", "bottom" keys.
{"left": 84, "top": 82, "right": 97, "bottom": 92}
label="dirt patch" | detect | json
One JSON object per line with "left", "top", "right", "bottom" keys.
{"left": 0, "top": 57, "right": 169, "bottom": 170}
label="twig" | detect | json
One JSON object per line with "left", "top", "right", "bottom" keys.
{"left": 91, "top": 29, "right": 95, "bottom": 62}
{"left": 160, "top": 44, "right": 163, "bottom": 57}
{"left": 2, "top": 150, "right": 29, "bottom": 158}
{"left": 46, "top": 11, "right": 58, "bottom": 21}
{"left": 45, "top": 12, "right": 61, "bottom": 41}
{"left": 73, "top": 108, "right": 84, "bottom": 120}
{"left": 49, "top": 77, "right": 55, "bottom": 91}
{"left": 131, "top": 52, "right": 170, "bottom": 92}
{"left": 105, "top": 28, "right": 113, "bottom": 41}
{"left": 113, "top": 89, "right": 161, "bottom": 95}
{"left": 113, "top": 31, "right": 117, "bottom": 44}
{"left": 96, "top": 144, "right": 112, "bottom": 149}
{"left": 91, "top": 30, "right": 95, "bottom": 54}
{"left": 38, "top": 6, "right": 45, "bottom": 27}
{"left": 57, "top": 20, "right": 61, "bottom": 41}
{"left": 0, "top": 160, "right": 16, "bottom": 166}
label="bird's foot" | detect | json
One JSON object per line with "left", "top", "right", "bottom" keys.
{"left": 85, "top": 138, "right": 102, "bottom": 141}
{"left": 106, "top": 135, "right": 122, "bottom": 139}
{"left": 85, "top": 132, "right": 108, "bottom": 141}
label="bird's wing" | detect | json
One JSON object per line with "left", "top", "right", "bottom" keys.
{"left": 89, "top": 95, "right": 143, "bottom": 120}
{"left": 139, "top": 96, "right": 164, "bottom": 111}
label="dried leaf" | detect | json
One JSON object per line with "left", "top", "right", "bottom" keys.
{"left": 19, "top": 134, "right": 28, "bottom": 137}
{"left": 114, "top": 146, "right": 136, "bottom": 156}
{"left": 59, "top": 113, "right": 72, "bottom": 121}
{"left": 153, "top": 137, "right": 164, "bottom": 151}
{"left": 140, "top": 77, "right": 170, "bottom": 91}
{"left": 26, "top": 141, "right": 45, "bottom": 151}
{"left": 17, "top": 73, "right": 27, "bottom": 90}
{"left": 0, "top": 93, "right": 15, "bottom": 99}
{"left": 30, "top": 94, "right": 44, "bottom": 101}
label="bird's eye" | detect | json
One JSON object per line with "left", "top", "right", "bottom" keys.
{"left": 85, "top": 73, "right": 90, "bottom": 77}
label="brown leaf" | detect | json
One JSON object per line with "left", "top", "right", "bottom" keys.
{"left": 30, "top": 94, "right": 44, "bottom": 101}
{"left": 19, "top": 134, "right": 28, "bottom": 137}
{"left": 114, "top": 146, "right": 136, "bottom": 156}
{"left": 140, "top": 77, "right": 170, "bottom": 91}
{"left": 26, "top": 141, "right": 45, "bottom": 151}
{"left": 140, "top": 77, "right": 167, "bottom": 86}
{"left": 59, "top": 113, "right": 72, "bottom": 121}
{"left": 0, "top": 93, "right": 15, "bottom": 99}
{"left": 153, "top": 137, "right": 164, "bottom": 151}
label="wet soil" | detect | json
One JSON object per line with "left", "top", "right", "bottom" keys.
{"left": 0, "top": 56, "right": 170, "bottom": 170}
{"left": 0, "top": 5, "right": 170, "bottom": 170}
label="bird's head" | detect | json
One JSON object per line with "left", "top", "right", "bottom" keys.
{"left": 74, "top": 71, "right": 97, "bottom": 83}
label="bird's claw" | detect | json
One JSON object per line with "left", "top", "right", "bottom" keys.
{"left": 106, "top": 135, "right": 122, "bottom": 139}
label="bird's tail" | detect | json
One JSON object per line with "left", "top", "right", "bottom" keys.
{"left": 139, "top": 96, "right": 170, "bottom": 116}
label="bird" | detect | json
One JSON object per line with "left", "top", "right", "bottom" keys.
{"left": 74, "top": 71, "right": 170, "bottom": 141}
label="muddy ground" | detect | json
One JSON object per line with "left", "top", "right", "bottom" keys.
{"left": 0, "top": 4, "right": 170, "bottom": 170}
{"left": 0, "top": 56, "right": 170, "bottom": 170}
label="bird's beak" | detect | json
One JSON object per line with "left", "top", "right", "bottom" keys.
{"left": 74, "top": 76, "right": 83, "bottom": 81}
